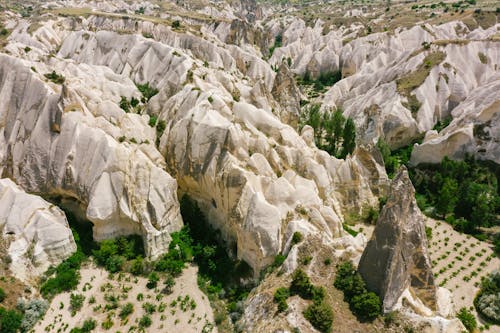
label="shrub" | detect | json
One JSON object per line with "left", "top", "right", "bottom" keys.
{"left": 81, "top": 318, "right": 96, "bottom": 332}
{"left": 303, "top": 301, "right": 334, "bottom": 333}
{"left": 136, "top": 83, "right": 159, "bottom": 102}
{"left": 171, "top": 20, "right": 181, "bottom": 29}
{"left": 44, "top": 71, "right": 65, "bottom": 84}
{"left": 290, "top": 269, "right": 314, "bottom": 299}
{"left": 130, "top": 256, "right": 144, "bottom": 275}
{"left": 70, "top": 294, "right": 85, "bottom": 314}
{"left": 139, "top": 315, "right": 152, "bottom": 328}
{"left": 142, "top": 302, "right": 156, "bottom": 314}
{"left": 350, "top": 292, "right": 381, "bottom": 321}
{"left": 17, "top": 298, "right": 49, "bottom": 331}
{"left": 146, "top": 272, "right": 159, "bottom": 289}
{"left": 0, "top": 307, "right": 23, "bottom": 333}
{"left": 474, "top": 271, "right": 500, "bottom": 324}
{"left": 0, "top": 288, "right": 5, "bottom": 303}
{"left": 119, "top": 303, "right": 134, "bottom": 320}
{"left": 156, "top": 119, "right": 166, "bottom": 137}
{"left": 148, "top": 116, "right": 157, "bottom": 127}
{"left": 292, "top": 232, "right": 303, "bottom": 245}
{"left": 119, "top": 96, "right": 130, "bottom": 112}
{"left": 41, "top": 251, "right": 85, "bottom": 298}
{"left": 274, "top": 287, "right": 290, "bottom": 312}
{"left": 457, "top": 307, "right": 477, "bottom": 332}
{"left": 164, "top": 274, "right": 175, "bottom": 294}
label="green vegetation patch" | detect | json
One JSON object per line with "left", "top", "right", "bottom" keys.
{"left": 334, "top": 262, "right": 381, "bottom": 321}
{"left": 299, "top": 104, "right": 356, "bottom": 159}
{"left": 273, "top": 269, "right": 333, "bottom": 332}
{"left": 44, "top": 71, "right": 65, "bottom": 84}
{"left": 474, "top": 271, "right": 500, "bottom": 324}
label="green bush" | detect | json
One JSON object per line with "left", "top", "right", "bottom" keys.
{"left": 0, "top": 307, "right": 23, "bottom": 333}
{"left": 0, "top": 288, "right": 5, "bottom": 303}
{"left": 93, "top": 235, "right": 144, "bottom": 273}
{"left": 290, "top": 269, "right": 314, "bottom": 299}
{"left": 146, "top": 272, "right": 159, "bottom": 289}
{"left": 81, "top": 318, "right": 96, "bottom": 332}
{"left": 136, "top": 83, "right": 159, "bottom": 102}
{"left": 70, "top": 294, "right": 85, "bottom": 314}
{"left": 334, "top": 262, "right": 381, "bottom": 321}
{"left": 139, "top": 314, "right": 152, "bottom": 328}
{"left": 119, "top": 303, "right": 134, "bottom": 320}
{"left": 41, "top": 251, "right": 85, "bottom": 298}
{"left": 44, "top": 71, "right": 65, "bottom": 84}
{"left": 457, "top": 307, "right": 477, "bottom": 332}
{"left": 350, "top": 292, "right": 381, "bottom": 321}
{"left": 274, "top": 287, "right": 290, "bottom": 312}
{"left": 303, "top": 301, "right": 334, "bottom": 333}
{"left": 292, "top": 232, "right": 303, "bottom": 245}
{"left": 148, "top": 115, "right": 157, "bottom": 127}
{"left": 171, "top": 20, "right": 181, "bottom": 29}
{"left": 119, "top": 96, "right": 130, "bottom": 112}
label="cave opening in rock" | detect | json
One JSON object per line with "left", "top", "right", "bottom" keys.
{"left": 44, "top": 195, "right": 97, "bottom": 255}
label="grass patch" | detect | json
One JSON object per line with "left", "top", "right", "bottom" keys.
{"left": 397, "top": 51, "right": 446, "bottom": 115}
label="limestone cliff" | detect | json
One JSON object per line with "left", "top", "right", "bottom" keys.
{"left": 358, "top": 167, "right": 437, "bottom": 313}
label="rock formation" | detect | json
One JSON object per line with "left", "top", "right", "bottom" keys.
{"left": 358, "top": 167, "right": 437, "bottom": 313}
{"left": 0, "top": 178, "right": 76, "bottom": 281}
{"left": 0, "top": 53, "right": 183, "bottom": 259}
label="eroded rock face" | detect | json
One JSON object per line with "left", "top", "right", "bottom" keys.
{"left": 271, "top": 62, "right": 301, "bottom": 127}
{"left": 0, "top": 54, "right": 183, "bottom": 259}
{"left": 1, "top": 7, "right": 388, "bottom": 276}
{"left": 0, "top": 178, "right": 76, "bottom": 281}
{"left": 358, "top": 167, "right": 437, "bottom": 312}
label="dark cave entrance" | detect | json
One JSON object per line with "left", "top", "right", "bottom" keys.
{"left": 44, "top": 195, "right": 97, "bottom": 255}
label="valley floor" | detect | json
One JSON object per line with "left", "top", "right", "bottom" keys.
{"left": 34, "top": 264, "right": 216, "bottom": 333}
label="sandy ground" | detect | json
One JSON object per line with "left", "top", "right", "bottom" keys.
{"left": 34, "top": 263, "right": 216, "bottom": 333}
{"left": 353, "top": 218, "right": 499, "bottom": 332}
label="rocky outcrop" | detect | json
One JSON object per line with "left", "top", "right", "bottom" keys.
{"left": 0, "top": 178, "right": 76, "bottom": 281}
{"left": 0, "top": 53, "right": 183, "bottom": 259}
{"left": 270, "top": 16, "right": 499, "bottom": 160}
{"left": 410, "top": 79, "right": 500, "bottom": 165}
{"left": 358, "top": 167, "right": 437, "bottom": 313}
{"left": 271, "top": 62, "right": 301, "bottom": 127}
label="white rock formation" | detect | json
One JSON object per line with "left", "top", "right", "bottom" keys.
{"left": 270, "top": 17, "right": 499, "bottom": 161}
{"left": 0, "top": 53, "right": 183, "bottom": 259}
{"left": 0, "top": 178, "right": 76, "bottom": 281}
{"left": 30, "top": 18, "right": 388, "bottom": 273}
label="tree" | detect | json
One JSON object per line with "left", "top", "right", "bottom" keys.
{"left": 290, "top": 269, "right": 314, "bottom": 299}
{"left": 340, "top": 118, "right": 356, "bottom": 158}
{"left": 351, "top": 292, "right": 381, "bottom": 320}
{"left": 436, "top": 178, "right": 458, "bottom": 218}
{"left": 0, "top": 307, "right": 23, "bottom": 333}
{"left": 303, "top": 301, "right": 334, "bottom": 333}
